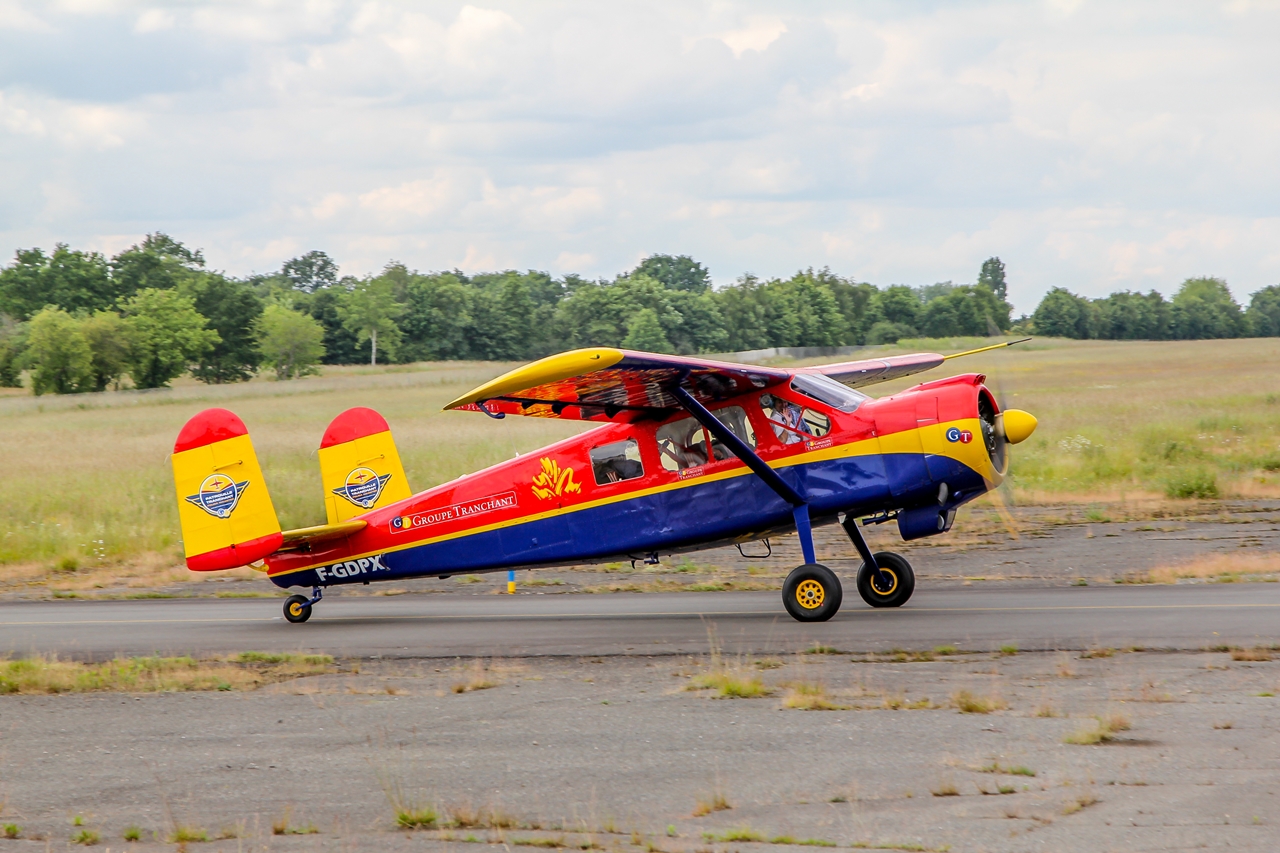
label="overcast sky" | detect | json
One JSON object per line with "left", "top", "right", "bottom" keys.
{"left": 2, "top": 1, "right": 1278, "bottom": 313}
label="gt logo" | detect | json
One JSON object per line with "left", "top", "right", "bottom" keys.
{"left": 946, "top": 427, "right": 973, "bottom": 444}
{"left": 315, "top": 554, "right": 389, "bottom": 582}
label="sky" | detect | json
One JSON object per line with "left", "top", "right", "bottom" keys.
{"left": 2, "top": 1, "right": 1279, "bottom": 314}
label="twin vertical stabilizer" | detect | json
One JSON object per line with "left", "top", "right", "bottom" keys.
{"left": 318, "top": 407, "right": 411, "bottom": 524}
{"left": 172, "top": 408, "right": 283, "bottom": 571}
{"left": 172, "top": 406, "right": 409, "bottom": 572}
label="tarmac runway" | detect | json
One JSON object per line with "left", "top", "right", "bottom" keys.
{"left": 3, "top": 583, "right": 1279, "bottom": 659}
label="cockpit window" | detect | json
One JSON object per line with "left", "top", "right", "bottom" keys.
{"left": 789, "top": 373, "right": 868, "bottom": 413}
{"left": 590, "top": 439, "right": 644, "bottom": 485}
{"left": 656, "top": 406, "right": 756, "bottom": 471}
{"left": 761, "top": 393, "right": 830, "bottom": 444}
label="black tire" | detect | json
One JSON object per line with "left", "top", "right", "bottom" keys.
{"left": 283, "top": 594, "right": 312, "bottom": 624}
{"left": 856, "top": 552, "right": 915, "bottom": 608}
{"left": 782, "top": 563, "right": 843, "bottom": 622}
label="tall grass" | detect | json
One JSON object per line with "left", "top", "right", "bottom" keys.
{"left": 0, "top": 652, "right": 334, "bottom": 694}
{"left": 3, "top": 338, "right": 1279, "bottom": 572}
{"left": 809, "top": 337, "right": 1280, "bottom": 502}
{"left": 0, "top": 361, "right": 580, "bottom": 572}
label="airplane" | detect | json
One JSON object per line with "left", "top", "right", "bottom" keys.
{"left": 171, "top": 342, "right": 1037, "bottom": 624}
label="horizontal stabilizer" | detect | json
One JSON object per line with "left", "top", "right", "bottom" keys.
{"left": 280, "top": 519, "right": 367, "bottom": 550}
{"left": 172, "top": 409, "right": 282, "bottom": 571}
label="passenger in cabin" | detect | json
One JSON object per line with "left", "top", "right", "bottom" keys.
{"left": 590, "top": 439, "right": 645, "bottom": 485}
{"left": 761, "top": 394, "right": 810, "bottom": 444}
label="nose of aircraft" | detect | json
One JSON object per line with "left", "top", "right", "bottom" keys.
{"left": 999, "top": 409, "right": 1038, "bottom": 444}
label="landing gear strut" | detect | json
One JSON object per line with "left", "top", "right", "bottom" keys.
{"left": 841, "top": 515, "right": 915, "bottom": 607}
{"left": 855, "top": 551, "right": 915, "bottom": 608}
{"left": 283, "top": 586, "right": 323, "bottom": 623}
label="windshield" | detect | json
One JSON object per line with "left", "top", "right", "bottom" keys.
{"left": 789, "top": 373, "right": 868, "bottom": 413}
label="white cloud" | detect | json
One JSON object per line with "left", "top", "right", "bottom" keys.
{"left": 717, "top": 17, "right": 786, "bottom": 57}
{"left": 3, "top": 1, "right": 1280, "bottom": 313}
{"left": 0, "top": 0, "right": 53, "bottom": 31}
{"left": 134, "top": 8, "right": 174, "bottom": 33}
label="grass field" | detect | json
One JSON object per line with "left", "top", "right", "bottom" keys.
{"left": 1, "top": 337, "right": 1278, "bottom": 583}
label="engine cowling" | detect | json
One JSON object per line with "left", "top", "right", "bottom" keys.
{"left": 867, "top": 374, "right": 1036, "bottom": 541}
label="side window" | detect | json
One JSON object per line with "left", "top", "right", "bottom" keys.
{"left": 657, "top": 418, "right": 709, "bottom": 471}
{"left": 656, "top": 407, "right": 757, "bottom": 472}
{"left": 761, "top": 393, "right": 831, "bottom": 445}
{"left": 707, "top": 406, "right": 756, "bottom": 461}
{"left": 590, "top": 439, "right": 644, "bottom": 485}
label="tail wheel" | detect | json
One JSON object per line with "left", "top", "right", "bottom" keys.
{"left": 283, "top": 594, "right": 312, "bottom": 624}
{"left": 783, "top": 563, "right": 843, "bottom": 622}
{"left": 856, "top": 552, "right": 915, "bottom": 608}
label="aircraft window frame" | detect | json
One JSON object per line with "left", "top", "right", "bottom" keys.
{"left": 656, "top": 406, "right": 757, "bottom": 472}
{"left": 590, "top": 438, "right": 645, "bottom": 486}
{"left": 789, "top": 373, "right": 868, "bottom": 413}
{"left": 760, "top": 393, "right": 832, "bottom": 445}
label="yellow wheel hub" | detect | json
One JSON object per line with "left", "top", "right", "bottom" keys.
{"left": 795, "top": 579, "right": 825, "bottom": 609}
{"left": 870, "top": 568, "right": 898, "bottom": 597}
{"left": 289, "top": 602, "right": 304, "bottom": 617}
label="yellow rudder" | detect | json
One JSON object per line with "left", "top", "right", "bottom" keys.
{"left": 318, "top": 407, "right": 411, "bottom": 524}
{"left": 172, "top": 408, "right": 283, "bottom": 571}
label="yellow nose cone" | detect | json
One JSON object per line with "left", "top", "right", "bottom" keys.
{"left": 1001, "top": 409, "right": 1038, "bottom": 444}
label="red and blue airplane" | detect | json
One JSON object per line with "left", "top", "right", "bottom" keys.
{"left": 171, "top": 343, "right": 1037, "bottom": 623}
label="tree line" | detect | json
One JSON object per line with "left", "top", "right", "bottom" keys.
{"left": 0, "top": 234, "right": 1275, "bottom": 396}
{"left": 1031, "top": 278, "right": 1280, "bottom": 340}
{"left": 0, "top": 236, "right": 1016, "bottom": 394}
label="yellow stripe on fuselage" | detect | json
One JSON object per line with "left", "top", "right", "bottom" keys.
{"left": 268, "top": 419, "right": 992, "bottom": 578}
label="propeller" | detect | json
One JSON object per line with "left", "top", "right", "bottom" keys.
{"left": 981, "top": 375, "right": 1037, "bottom": 540}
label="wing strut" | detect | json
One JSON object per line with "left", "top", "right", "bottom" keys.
{"left": 671, "top": 383, "right": 889, "bottom": 580}
{"left": 671, "top": 385, "right": 824, "bottom": 566}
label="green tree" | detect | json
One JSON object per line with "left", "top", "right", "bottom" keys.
{"left": 865, "top": 320, "right": 916, "bottom": 345}
{"left": 818, "top": 271, "right": 875, "bottom": 344}
{"left": 470, "top": 270, "right": 563, "bottom": 359}
{"left": 918, "top": 285, "right": 1010, "bottom": 337}
{"left": 1032, "top": 287, "right": 1094, "bottom": 339}
{"left": 714, "top": 275, "right": 771, "bottom": 351}
{"left": 182, "top": 275, "right": 264, "bottom": 383}
{"left": 621, "top": 307, "right": 673, "bottom": 352}
{"left": 869, "top": 285, "right": 921, "bottom": 332}
{"left": 978, "top": 257, "right": 1007, "bottom": 302}
{"left": 337, "top": 276, "right": 404, "bottom": 365}
{"left": 306, "top": 288, "right": 364, "bottom": 364}
{"left": 256, "top": 304, "right": 326, "bottom": 379}
{"left": 110, "top": 233, "right": 205, "bottom": 298}
{"left": 1245, "top": 284, "right": 1280, "bottom": 337}
{"left": 467, "top": 275, "right": 535, "bottom": 360}
{"left": 553, "top": 277, "right": 637, "bottom": 349}
{"left": 633, "top": 254, "right": 711, "bottom": 293}
{"left": 0, "top": 316, "right": 24, "bottom": 388}
{"left": 121, "top": 288, "right": 220, "bottom": 389}
{"left": 26, "top": 307, "right": 93, "bottom": 395}
{"left": 80, "top": 311, "right": 132, "bottom": 391}
{"left": 399, "top": 273, "right": 475, "bottom": 361}
{"left": 282, "top": 250, "right": 339, "bottom": 293}
{"left": 1093, "top": 290, "right": 1170, "bottom": 340}
{"left": 1170, "top": 277, "right": 1245, "bottom": 339}
{"left": 0, "top": 244, "right": 114, "bottom": 320}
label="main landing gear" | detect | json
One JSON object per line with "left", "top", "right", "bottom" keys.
{"left": 663, "top": 386, "right": 916, "bottom": 624}
{"left": 780, "top": 514, "right": 916, "bottom": 622}
{"left": 283, "top": 587, "right": 323, "bottom": 623}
